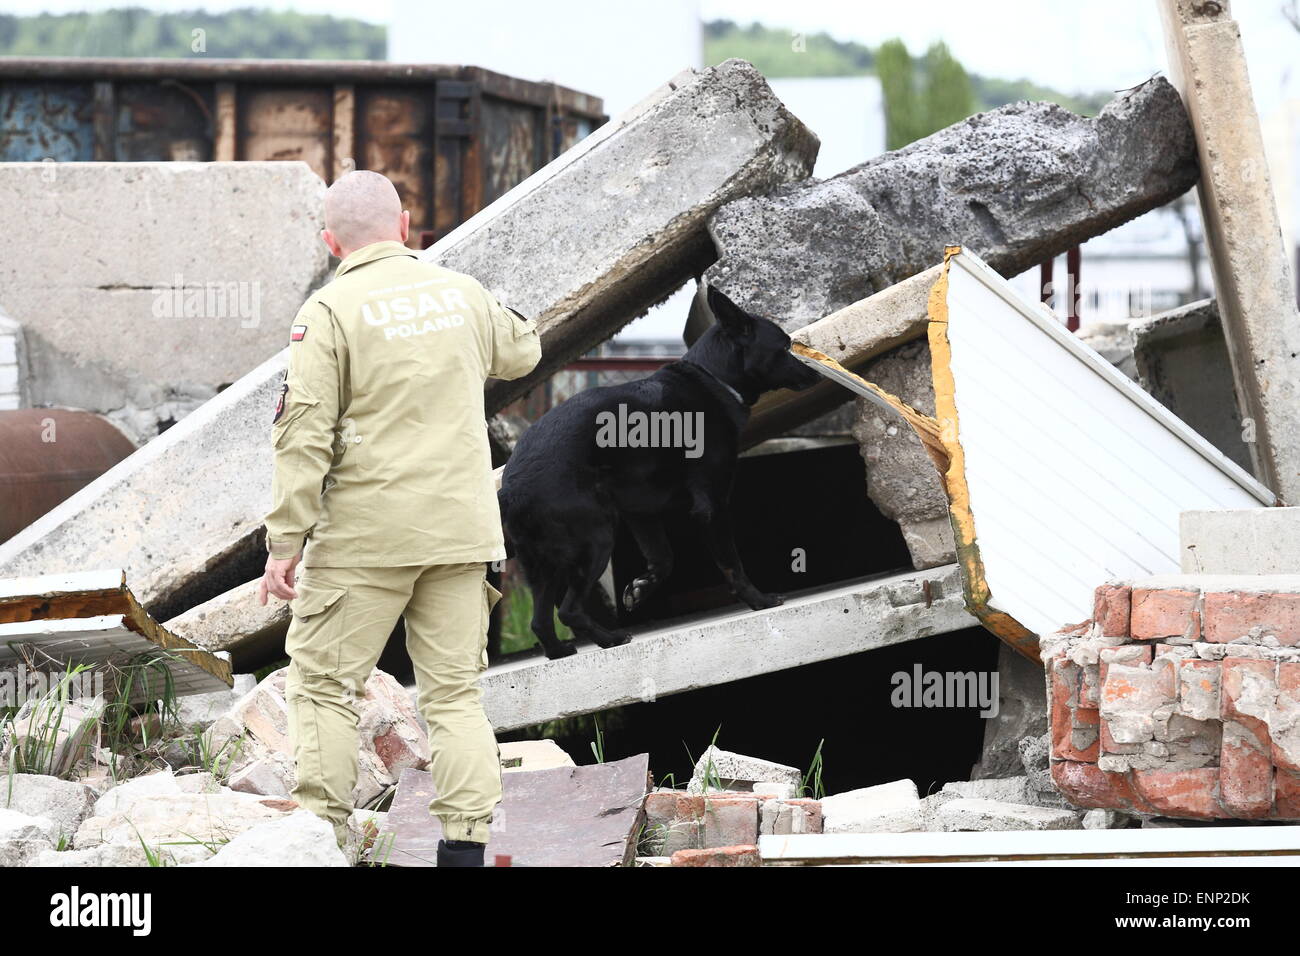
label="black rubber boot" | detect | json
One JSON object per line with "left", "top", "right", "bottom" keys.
{"left": 437, "top": 839, "right": 485, "bottom": 867}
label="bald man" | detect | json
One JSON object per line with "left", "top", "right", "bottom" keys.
{"left": 258, "top": 170, "right": 540, "bottom": 866}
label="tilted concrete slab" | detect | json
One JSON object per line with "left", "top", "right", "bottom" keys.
{"left": 470, "top": 565, "right": 972, "bottom": 733}
{"left": 0, "top": 61, "right": 815, "bottom": 621}
{"left": 164, "top": 577, "right": 289, "bottom": 673}
{"left": 705, "top": 77, "right": 1198, "bottom": 331}
{"left": 424, "top": 57, "right": 818, "bottom": 410}
{"left": 1159, "top": 0, "right": 1300, "bottom": 503}
{"left": 0, "top": 162, "right": 328, "bottom": 442}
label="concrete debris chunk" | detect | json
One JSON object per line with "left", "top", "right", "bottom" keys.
{"left": 686, "top": 746, "right": 803, "bottom": 795}
{"left": 0, "top": 774, "right": 97, "bottom": 838}
{"left": 0, "top": 162, "right": 329, "bottom": 442}
{"left": 189, "top": 809, "right": 348, "bottom": 867}
{"left": 820, "top": 779, "right": 924, "bottom": 833}
{"left": 937, "top": 797, "right": 1082, "bottom": 832}
{"left": 706, "top": 77, "right": 1197, "bottom": 330}
{"left": 0, "top": 60, "right": 815, "bottom": 627}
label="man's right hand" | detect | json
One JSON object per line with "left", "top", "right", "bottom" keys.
{"left": 258, "top": 551, "right": 303, "bottom": 604}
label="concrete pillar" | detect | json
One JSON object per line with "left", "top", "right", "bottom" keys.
{"left": 1158, "top": 0, "right": 1300, "bottom": 502}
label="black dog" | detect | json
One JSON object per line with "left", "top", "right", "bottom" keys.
{"left": 497, "top": 285, "right": 822, "bottom": 659}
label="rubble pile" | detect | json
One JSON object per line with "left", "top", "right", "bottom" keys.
{"left": 1045, "top": 576, "right": 1300, "bottom": 820}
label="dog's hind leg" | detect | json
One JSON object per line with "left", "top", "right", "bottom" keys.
{"left": 557, "top": 537, "right": 631, "bottom": 650}
{"left": 621, "top": 515, "right": 674, "bottom": 612}
{"left": 527, "top": 566, "right": 576, "bottom": 659}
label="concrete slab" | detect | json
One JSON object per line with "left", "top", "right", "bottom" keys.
{"left": 473, "top": 566, "right": 972, "bottom": 733}
{"left": 1181, "top": 508, "right": 1300, "bottom": 575}
{"left": 424, "top": 58, "right": 818, "bottom": 411}
{"left": 0, "top": 162, "right": 329, "bottom": 442}
{"left": 1159, "top": 0, "right": 1300, "bottom": 503}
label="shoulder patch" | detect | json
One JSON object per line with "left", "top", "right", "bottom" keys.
{"left": 290, "top": 325, "right": 308, "bottom": 342}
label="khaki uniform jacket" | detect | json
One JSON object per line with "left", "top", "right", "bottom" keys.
{"left": 265, "top": 240, "right": 540, "bottom": 566}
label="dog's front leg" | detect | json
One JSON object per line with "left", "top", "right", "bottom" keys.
{"left": 690, "top": 490, "right": 783, "bottom": 611}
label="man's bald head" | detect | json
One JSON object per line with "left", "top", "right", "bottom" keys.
{"left": 321, "top": 170, "right": 409, "bottom": 258}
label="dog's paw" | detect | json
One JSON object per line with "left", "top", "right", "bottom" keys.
{"left": 594, "top": 629, "right": 632, "bottom": 649}
{"left": 542, "top": 641, "right": 578, "bottom": 660}
{"left": 746, "top": 592, "right": 785, "bottom": 610}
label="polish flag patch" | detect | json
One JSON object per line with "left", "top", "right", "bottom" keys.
{"left": 290, "top": 325, "right": 308, "bottom": 342}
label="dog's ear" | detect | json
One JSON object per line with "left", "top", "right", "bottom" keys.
{"left": 707, "top": 285, "right": 755, "bottom": 340}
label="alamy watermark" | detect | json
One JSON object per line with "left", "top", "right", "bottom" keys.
{"left": 151, "top": 274, "right": 262, "bottom": 328}
{"left": 595, "top": 403, "right": 705, "bottom": 459}
{"left": 891, "top": 665, "right": 1000, "bottom": 718}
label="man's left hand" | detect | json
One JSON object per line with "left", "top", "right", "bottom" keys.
{"left": 258, "top": 551, "right": 302, "bottom": 604}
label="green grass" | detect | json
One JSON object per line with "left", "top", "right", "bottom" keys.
{"left": 498, "top": 583, "right": 573, "bottom": 656}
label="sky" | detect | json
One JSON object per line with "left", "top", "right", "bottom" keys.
{"left": 5, "top": 0, "right": 1296, "bottom": 115}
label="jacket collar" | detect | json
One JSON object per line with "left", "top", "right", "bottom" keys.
{"left": 334, "top": 240, "right": 418, "bottom": 279}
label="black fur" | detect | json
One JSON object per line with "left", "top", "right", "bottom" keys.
{"left": 498, "top": 285, "right": 821, "bottom": 659}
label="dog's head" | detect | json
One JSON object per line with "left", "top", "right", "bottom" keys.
{"left": 695, "top": 285, "right": 822, "bottom": 401}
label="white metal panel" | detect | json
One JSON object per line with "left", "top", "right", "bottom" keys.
{"left": 942, "top": 250, "right": 1273, "bottom": 637}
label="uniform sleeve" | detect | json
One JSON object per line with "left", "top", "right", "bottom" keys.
{"left": 483, "top": 287, "right": 541, "bottom": 381}
{"left": 264, "top": 300, "right": 342, "bottom": 559}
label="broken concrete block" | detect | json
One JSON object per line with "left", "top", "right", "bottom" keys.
{"left": 3, "top": 696, "right": 101, "bottom": 779}
{"left": 940, "top": 776, "right": 1035, "bottom": 805}
{"left": 759, "top": 798, "right": 823, "bottom": 835}
{"left": 35, "top": 843, "right": 198, "bottom": 867}
{"left": 686, "top": 746, "right": 803, "bottom": 795}
{"left": 190, "top": 809, "right": 348, "bottom": 867}
{"left": 1131, "top": 298, "right": 1251, "bottom": 472}
{"left": 705, "top": 78, "right": 1196, "bottom": 330}
{"left": 1083, "top": 809, "right": 1127, "bottom": 829}
{"left": 165, "top": 580, "right": 291, "bottom": 673}
{"left": 0, "top": 61, "right": 814, "bottom": 625}
{"left": 426, "top": 58, "right": 818, "bottom": 412}
{"left": 92, "top": 770, "right": 223, "bottom": 818}
{"left": 174, "top": 673, "right": 258, "bottom": 730}
{"left": 820, "top": 779, "right": 924, "bottom": 833}
{"left": 937, "top": 797, "right": 1082, "bottom": 831}
{"left": 0, "top": 774, "right": 97, "bottom": 838}
{"left": 971, "top": 643, "right": 1050, "bottom": 780}
{"left": 850, "top": 339, "right": 953, "bottom": 569}
{"left": 498, "top": 739, "right": 576, "bottom": 773}
{"left": 0, "top": 806, "right": 57, "bottom": 866}
{"left": 74, "top": 789, "right": 298, "bottom": 852}
{"left": 0, "top": 162, "right": 329, "bottom": 443}
{"left": 752, "top": 781, "right": 796, "bottom": 800}
{"left": 1180, "top": 507, "right": 1300, "bottom": 576}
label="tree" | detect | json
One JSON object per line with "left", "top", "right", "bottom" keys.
{"left": 922, "top": 41, "right": 976, "bottom": 133}
{"left": 877, "top": 38, "right": 921, "bottom": 150}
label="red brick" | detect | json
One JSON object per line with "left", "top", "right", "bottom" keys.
{"left": 1220, "top": 658, "right": 1277, "bottom": 818}
{"left": 1050, "top": 658, "right": 1081, "bottom": 761}
{"left": 701, "top": 796, "right": 759, "bottom": 848}
{"left": 670, "top": 845, "right": 760, "bottom": 867}
{"left": 1177, "top": 658, "right": 1222, "bottom": 721}
{"left": 1050, "top": 760, "right": 1153, "bottom": 813}
{"left": 1093, "top": 584, "right": 1132, "bottom": 639}
{"left": 1131, "top": 768, "right": 1226, "bottom": 820}
{"left": 1273, "top": 663, "right": 1300, "bottom": 773}
{"left": 1203, "top": 591, "right": 1300, "bottom": 645}
{"left": 1275, "top": 770, "right": 1300, "bottom": 818}
{"left": 643, "top": 791, "right": 680, "bottom": 828}
{"left": 1130, "top": 587, "right": 1200, "bottom": 641}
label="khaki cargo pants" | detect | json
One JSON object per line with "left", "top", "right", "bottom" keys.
{"left": 284, "top": 561, "right": 503, "bottom": 844}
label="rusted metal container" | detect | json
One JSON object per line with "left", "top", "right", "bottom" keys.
{"left": 0, "top": 57, "right": 605, "bottom": 245}
{"left": 0, "top": 409, "right": 136, "bottom": 543}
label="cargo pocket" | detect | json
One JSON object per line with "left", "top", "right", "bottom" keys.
{"left": 287, "top": 583, "right": 347, "bottom": 675}
{"left": 480, "top": 578, "right": 503, "bottom": 672}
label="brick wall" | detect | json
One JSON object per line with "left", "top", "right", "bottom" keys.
{"left": 1044, "top": 576, "right": 1300, "bottom": 820}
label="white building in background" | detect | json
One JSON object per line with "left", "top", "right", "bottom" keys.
{"left": 388, "top": 0, "right": 702, "bottom": 118}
